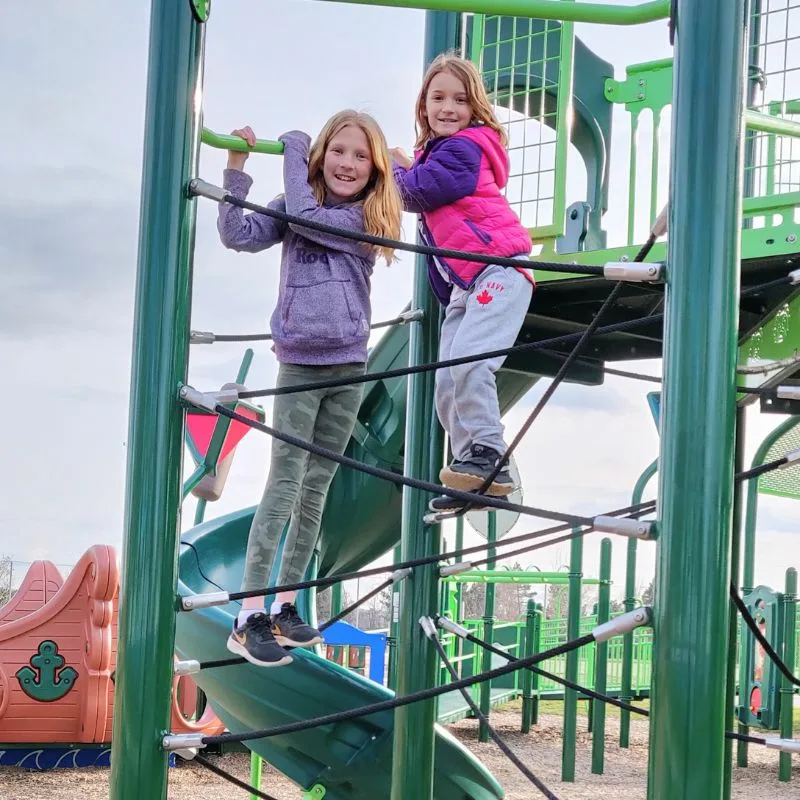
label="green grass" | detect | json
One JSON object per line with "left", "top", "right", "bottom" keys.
{"left": 495, "top": 696, "right": 800, "bottom": 733}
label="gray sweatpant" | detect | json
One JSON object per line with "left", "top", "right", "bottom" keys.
{"left": 241, "top": 362, "right": 365, "bottom": 592}
{"left": 435, "top": 264, "right": 533, "bottom": 461}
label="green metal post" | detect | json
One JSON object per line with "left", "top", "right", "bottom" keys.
{"left": 454, "top": 516, "right": 465, "bottom": 618}
{"left": 521, "top": 599, "right": 537, "bottom": 734}
{"left": 779, "top": 567, "right": 797, "bottom": 782}
{"left": 479, "top": 512, "right": 497, "bottom": 743}
{"left": 387, "top": 544, "right": 401, "bottom": 690}
{"left": 390, "top": 15, "right": 458, "bottom": 799}
{"left": 250, "top": 752, "right": 263, "bottom": 800}
{"left": 723, "top": 407, "right": 746, "bottom": 800}
{"left": 562, "top": 533, "right": 583, "bottom": 782}
{"left": 330, "top": 580, "right": 344, "bottom": 667}
{"left": 592, "top": 539, "right": 612, "bottom": 775}
{"left": 532, "top": 603, "right": 542, "bottom": 725}
{"left": 109, "top": 3, "right": 203, "bottom": 799}
{"left": 620, "top": 457, "right": 656, "bottom": 747}
{"left": 647, "top": 1, "right": 746, "bottom": 798}
{"left": 452, "top": 518, "right": 465, "bottom": 682}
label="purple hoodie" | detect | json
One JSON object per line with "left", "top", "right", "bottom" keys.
{"left": 393, "top": 126, "right": 532, "bottom": 305}
{"left": 217, "top": 131, "right": 374, "bottom": 365}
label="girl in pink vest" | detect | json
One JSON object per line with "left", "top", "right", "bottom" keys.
{"left": 392, "top": 53, "right": 534, "bottom": 511}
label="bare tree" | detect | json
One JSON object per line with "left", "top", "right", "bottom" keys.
{"left": 640, "top": 577, "right": 655, "bottom": 606}
{"left": 0, "top": 556, "right": 13, "bottom": 608}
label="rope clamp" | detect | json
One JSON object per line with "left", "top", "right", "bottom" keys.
{"left": 436, "top": 616, "right": 470, "bottom": 639}
{"left": 593, "top": 606, "right": 651, "bottom": 643}
{"left": 180, "top": 591, "right": 231, "bottom": 611}
{"left": 399, "top": 309, "right": 425, "bottom": 324}
{"left": 189, "top": 178, "right": 229, "bottom": 203}
{"left": 162, "top": 733, "right": 206, "bottom": 753}
{"left": 179, "top": 384, "right": 239, "bottom": 412}
{"left": 593, "top": 516, "right": 656, "bottom": 540}
{"left": 190, "top": 330, "right": 216, "bottom": 344}
{"left": 391, "top": 567, "right": 413, "bottom": 583}
{"left": 777, "top": 385, "right": 800, "bottom": 401}
{"left": 174, "top": 659, "right": 201, "bottom": 676}
{"left": 765, "top": 738, "right": 800, "bottom": 754}
{"left": 440, "top": 561, "right": 473, "bottom": 577}
{"left": 603, "top": 262, "right": 664, "bottom": 282}
{"left": 780, "top": 447, "right": 800, "bottom": 468}
{"left": 789, "top": 268, "right": 800, "bottom": 285}
{"left": 419, "top": 616, "right": 438, "bottom": 639}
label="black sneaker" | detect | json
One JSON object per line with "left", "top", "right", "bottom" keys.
{"left": 271, "top": 603, "right": 324, "bottom": 648}
{"left": 439, "top": 445, "right": 515, "bottom": 495}
{"left": 227, "top": 612, "right": 293, "bottom": 668}
{"left": 428, "top": 494, "right": 492, "bottom": 513}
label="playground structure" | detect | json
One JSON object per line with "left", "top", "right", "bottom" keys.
{"left": 0, "top": 548, "right": 224, "bottom": 768}
{"left": 6, "top": 0, "right": 799, "bottom": 798}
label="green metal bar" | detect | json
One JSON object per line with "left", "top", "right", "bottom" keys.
{"left": 620, "top": 457, "right": 656, "bottom": 748}
{"left": 182, "top": 463, "right": 210, "bottom": 500}
{"left": 453, "top": 518, "right": 465, "bottom": 681}
{"left": 742, "top": 190, "right": 800, "bottom": 215}
{"left": 627, "top": 113, "right": 640, "bottom": 246}
{"left": 388, "top": 544, "right": 401, "bottom": 690}
{"left": 201, "top": 127, "right": 283, "bottom": 155}
{"left": 454, "top": 517, "right": 464, "bottom": 613}
{"left": 551, "top": 20, "right": 575, "bottom": 238}
{"left": 742, "top": 416, "right": 800, "bottom": 594}
{"left": 109, "top": 1, "right": 204, "bottom": 797}
{"left": 390, "top": 16, "right": 456, "bottom": 798}
{"left": 520, "top": 599, "right": 536, "bottom": 734}
{"left": 445, "top": 571, "right": 601, "bottom": 584}
{"left": 316, "top": 0, "right": 670, "bottom": 25}
{"left": 479, "top": 513, "right": 497, "bottom": 743}
{"left": 250, "top": 752, "right": 263, "bottom": 800}
{"left": 647, "top": 1, "right": 746, "bottom": 798}
{"left": 723, "top": 406, "right": 746, "bottom": 800}
{"left": 591, "top": 538, "right": 612, "bottom": 775}
{"left": 561, "top": 532, "right": 583, "bottom": 782}
{"left": 779, "top": 567, "right": 797, "bottom": 782}
{"left": 744, "top": 110, "right": 800, "bottom": 139}
{"left": 193, "top": 496, "right": 207, "bottom": 526}
{"left": 330, "top": 580, "right": 344, "bottom": 668}
{"left": 531, "top": 604, "right": 542, "bottom": 724}
{"left": 649, "top": 110, "right": 661, "bottom": 227}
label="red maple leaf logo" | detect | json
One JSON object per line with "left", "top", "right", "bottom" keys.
{"left": 476, "top": 289, "right": 493, "bottom": 305}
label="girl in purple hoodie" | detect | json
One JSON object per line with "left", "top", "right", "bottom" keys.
{"left": 218, "top": 110, "right": 402, "bottom": 667}
{"left": 392, "top": 54, "right": 534, "bottom": 511}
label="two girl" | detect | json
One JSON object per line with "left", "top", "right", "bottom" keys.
{"left": 392, "top": 54, "right": 534, "bottom": 511}
{"left": 217, "top": 110, "right": 402, "bottom": 667}
{"left": 217, "top": 52, "right": 532, "bottom": 666}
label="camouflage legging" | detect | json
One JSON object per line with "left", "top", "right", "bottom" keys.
{"left": 241, "top": 362, "right": 365, "bottom": 591}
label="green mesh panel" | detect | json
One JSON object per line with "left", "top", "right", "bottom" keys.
{"left": 470, "top": 15, "right": 573, "bottom": 240}
{"left": 759, "top": 419, "right": 800, "bottom": 500}
{"left": 744, "top": 0, "right": 800, "bottom": 199}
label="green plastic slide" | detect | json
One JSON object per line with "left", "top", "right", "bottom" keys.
{"left": 175, "top": 320, "right": 539, "bottom": 799}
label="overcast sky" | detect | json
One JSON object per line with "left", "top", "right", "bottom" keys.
{"left": 2, "top": 0, "right": 797, "bottom": 601}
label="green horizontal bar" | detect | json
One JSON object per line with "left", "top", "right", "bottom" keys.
{"left": 742, "top": 190, "right": 800, "bottom": 215}
{"left": 745, "top": 110, "right": 800, "bottom": 140}
{"left": 445, "top": 570, "right": 602, "bottom": 585}
{"left": 316, "top": 0, "right": 669, "bottom": 25}
{"left": 201, "top": 127, "right": 284, "bottom": 155}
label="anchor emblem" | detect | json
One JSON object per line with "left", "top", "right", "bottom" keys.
{"left": 16, "top": 641, "right": 78, "bottom": 702}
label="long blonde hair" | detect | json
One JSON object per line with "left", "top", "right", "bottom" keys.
{"left": 414, "top": 52, "right": 507, "bottom": 150}
{"left": 307, "top": 110, "right": 403, "bottom": 264}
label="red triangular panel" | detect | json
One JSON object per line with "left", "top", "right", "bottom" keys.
{"left": 186, "top": 404, "right": 262, "bottom": 462}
